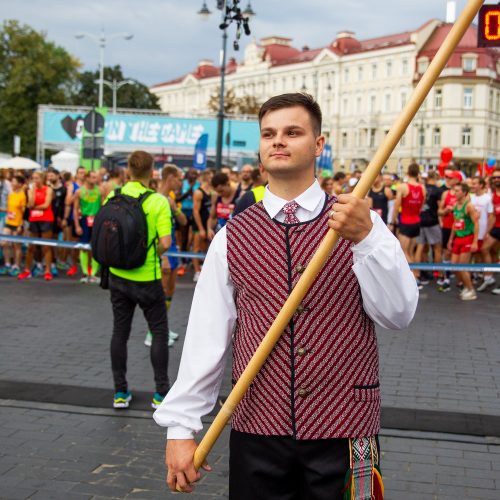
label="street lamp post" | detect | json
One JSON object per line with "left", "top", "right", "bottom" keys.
{"left": 100, "top": 79, "right": 136, "bottom": 113}
{"left": 198, "top": 1, "right": 255, "bottom": 169}
{"left": 75, "top": 29, "right": 133, "bottom": 108}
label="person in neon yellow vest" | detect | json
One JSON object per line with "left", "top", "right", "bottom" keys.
{"left": 233, "top": 167, "right": 268, "bottom": 217}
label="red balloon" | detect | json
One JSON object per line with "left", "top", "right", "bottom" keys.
{"left": 441, "top": 148, "right": 453, "bottom": 163}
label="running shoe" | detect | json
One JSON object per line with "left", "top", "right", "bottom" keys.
{"left": 144, "top": 332, "right": 152, "bottom": 347}
{"left": 80, "top": 276, "right": 89, "bottom": 284}
{"left": 415, "top": 279, "right": 424, "bottom": 290}
{"left": 169, "top": 330, "right": 179, "bottom": 340}
{"left": 113, "top": 391, "right": 132, "bottom": 409}
{"left": 492, "top": 287, "right": 500, "bottom": 295}
{"left": 44, "top": 272, "right": 53, "bottom": 281}
{"left": 438, "top": 280, "right": 451, "bottom": 292}
{"left": 17, "top": 270, "right": 32, "bottom": 280}
{"left": 477, "top": 276, "right": 496, "bottom": 292}
{"left": 88, "top": 276, "right": 100, "bottom": 285}
{"left": 50, "top": 264, "right": 58, "bottom": 277}
{"left": 177, "top": 265, "right": 186, "bottom": 277}
{"left": 9, "top": 266, "right": 20, "bottom": 277}
{"left": 151, "top": 392, "right": 166, "bottom": 409}
{"left": 66, "top": 265, "right": 78, "bottom": 277}
{"left": 32, "top": 263, "right": 43, "bottom": 278}
{"left": 193, "top": 271, "right": 201, "bottom": 282}
{"left": 460, "top": 289, "right": 477, "bottom": 301}
{"left": 436, "top": 277, "right": 445, "bottom": 286}
{"left": 0, "top": 266, "right": 11, "bottom": 275}
{"left": 56, "top": 261, "right": 70, "bottom": 270}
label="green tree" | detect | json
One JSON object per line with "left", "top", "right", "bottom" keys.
{"left": 0, "top": 20, "right": 80, "bottom": 157}
{"left": 208, "top": 87, "right": 260, "bottom": 116}
{"left": 71, "top": 65, "right": 160, "bottom": 110}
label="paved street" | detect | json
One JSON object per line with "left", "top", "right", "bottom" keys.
{"left": 1, "top": 271, "right": 499, "bottom": 499}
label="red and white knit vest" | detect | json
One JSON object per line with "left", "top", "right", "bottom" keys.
{"left": 226, "top": 195, "right": 380, "bottom": 440}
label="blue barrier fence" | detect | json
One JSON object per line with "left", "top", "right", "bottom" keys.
{"left": 0, "top": 234, "right": 499, "bottom": 273}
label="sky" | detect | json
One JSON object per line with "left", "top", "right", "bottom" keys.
{"left": 1, "top": 0, "right": 475, "bottom": 87}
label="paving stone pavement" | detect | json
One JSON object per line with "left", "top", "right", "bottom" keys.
{"left": 1, "top": 273, "right": 500, "bottom": 498}
{"left": 1, "top": 402, "right": 500, "bottom": 500}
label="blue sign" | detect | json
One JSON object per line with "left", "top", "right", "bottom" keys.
{"left": 317, "top": 144, "right": 333, "bottom": 172}
{"left": 42, "top": 109, "right": 259, "bottom": 154}
{"left": 193, "top": 133, "right": 208, "bottom": 170}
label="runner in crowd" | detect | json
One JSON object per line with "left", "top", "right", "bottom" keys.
{"left": 480, "top": 168, "right": 500, "bottom": 295}
{"left": 192, "top": 170, "right": 213, "bottom": 281}
{"left": 144, "top": 164, "right": 187, "bottom": 348}
{"left": 448, "top": 182, "right": 479, "bottom": 300}
{"left": 368, "top": 173, "right": 394, "bottom": 225}
{"left": 391, "top": 163, "right": 426, "bottom": 287}
{"left": 236, "top": 164, "right": 254, "bottom": 199}
{"left": 470, "top": 176, "right": 496, "bottom": 291}
{"left": 18, "top": 171, "right": 54, "bottom": 281}
{"left": 0, "top": 169, "right": 11, "bottom": 236}
{"left": 414, "top": 170, "right": 444, "bottom": 284}
{"left": 74, "top": 170, "right": 101, "bottom": 284}
{"left": 233, "top": 167, "right": 268, "bottom": 216}
{"left": 47, "top": 168, "right": 67, "bottom": 275}
{"left": 176, "top": 168, "right": 200, "bottom": 277}
{"left": 0, "top": 175, "right": 26, "bottom": 276}
{"left": 332, "top": 171, "right": 346, "bottom": 195}
{"left": 101, "top": 167, "right": 124, "bottom": 200}
{"left": 208, "top": 172, "right": 238, "bottom": 238}
{"left": 63, "top": 166, "right": 86, "bottom": 277}
{"left": 437, "top": 169, "right": 462, "bottom": 291}
{"left": 320, "top": 176, "right": 334, "bottom": 196}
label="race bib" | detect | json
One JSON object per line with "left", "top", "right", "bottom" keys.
{"left": 454, "top": 219, "right": 465, "bottom": 231}
{"left": 31, "top": 210, "right": 43, "bottom": 218}
{"left": 6, "top": 211, "right": 16, "bottom": 221}
{"left": 86, "top": 216, "right": 95, "bottom": 228}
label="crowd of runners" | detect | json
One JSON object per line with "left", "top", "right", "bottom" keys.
{"left": 0, "top": 161, "right": 499, "bottom": 303}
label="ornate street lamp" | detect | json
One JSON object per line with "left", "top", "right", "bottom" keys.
{"left": 198, "top": 1, "right": 255, "bottom": 168}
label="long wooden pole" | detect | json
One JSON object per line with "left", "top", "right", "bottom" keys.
{"left": 193, "top": 0, "right": 485, "bottom": 470}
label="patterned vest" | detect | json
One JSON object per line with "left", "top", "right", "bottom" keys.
{"left": 226, "top": 195, "right": 380, "bottom": 440}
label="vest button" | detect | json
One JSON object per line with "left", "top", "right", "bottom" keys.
{"left": 296, "top": 304, "right": 305, "bottom": 314}
{"left": 297, "top": 347, "right": 308, "bottom": 356}
{"left": 298, "top": 388, "right": 309, "bottom": 397}
{"left": 295, "top": 264, "right": 306, "bottom": 274}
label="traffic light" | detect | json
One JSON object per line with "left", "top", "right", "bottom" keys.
{"left": 478, "top": 3, "right": 500, "bottom": 47}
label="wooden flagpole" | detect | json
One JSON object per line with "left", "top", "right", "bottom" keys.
{"left": 192, "top": 0, "right": 485, "bottom": 471}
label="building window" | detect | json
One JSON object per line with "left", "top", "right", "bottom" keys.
{"left": 385, "top": 94, "right": 391, "bottom": 112}
{"left": 433, "top": 127, "right": 441, "bottom": 146}
{"left": 370, "top": 95, "right": 376, "bottom": 113}
{"left": 463, "top": 88, "right": 473, "bottom": 109}
{"left": 461, "top": 126, "right": 472, "bottom": 146}
{"left": 344, "top": 68, "right": 349, "bottom": 83}
{"left": 400, "top": 92, "right": 407, "bottom": 110}
{"left": 496, "top": 91, "right": 500, "bottom": 113}
{"left": 402, "top": 58, "right": 409, "bottom": 75}
{"left": 495, "top": 129, "right": 499, "bottom": 149}
{"left": 372, "top": 64, "right": 377, "bottom": 79}
{"left": 435, "top": 89, "right": 442, "bottom": 109}
{"left": 386, "top": 61, "right": 392, "bottom": 78}
{"left": 358, "top": 66, "right": 363, "bottom": 81}
{"left": 488, "top": 128, "right": 492, "bottom": 149}
{"left": 417, "top": 57, "right": 429, "bottom": 73}
{"left": 343, "top": 98, "right": 349, "bottom": 115}
{"left": 419, "top": 128, "right": 425, "bottom": 147}
{"left": 356, "top": 96, "right": 362, "bottom": 114}
{"left": 342, "top": 131, "right": 348, "bottom": 148}
{"left": 369, "top": 129, "right": 376, "bottom": 148}
{"left": 400, "top": 134, "right": 406, "bottom": 146}
{"left": 462, "top": 56, "right": 476, "bottom": 72}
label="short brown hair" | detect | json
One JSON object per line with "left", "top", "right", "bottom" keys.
{"left": 259, "top": 93, "right": 322, "bottom": 136}
{"left": 128, "top": 151, "right": 154, "bottom": 178}
{"left": 212, "top": 172, "right": 229, "bottom": 188}
{"left": 161, "top": 163, "right": 181, "bottom": 180}
{"left": 407, "top": 163, "right": 420, "bottom": 178}
{"left": 456, "top": 182, "right": 469, "bottom": 194}
{"left": 473, "top": 176, "right": 486, "bottom": 187}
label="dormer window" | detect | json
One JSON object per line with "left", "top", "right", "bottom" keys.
{"left": 462, "top": 55, "right": 476, "bottom": 72}
{"left": 417, "top": 57, "right": 429, "bottom": 74}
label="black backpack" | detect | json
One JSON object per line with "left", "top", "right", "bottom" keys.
{"left": 91, "top": 188, "right": 155, "bottom": 269}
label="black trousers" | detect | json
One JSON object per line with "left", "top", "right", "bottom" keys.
{"left": 109, "top": 274, "right": 169, "bottom": 394}
{"left": 229, "top": 430, "right": 351, "bottom": 500}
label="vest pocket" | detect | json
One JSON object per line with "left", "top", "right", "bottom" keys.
{"left": 353, "top": 382, "right": 380, "bottom": 402}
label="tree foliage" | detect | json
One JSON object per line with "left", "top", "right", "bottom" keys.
{"left": 208, "top": 87, "right": 260, "bottom": 116}
{"left": 0, "top": 20, "right": 80, "bottom": 157}
{"left": 70, "top": 65, "right": 160, "bottom": 110}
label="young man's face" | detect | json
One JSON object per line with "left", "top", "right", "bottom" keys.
{"left": 240, "top": 165, "right": 253, "bottom": 181}
{"left": 76, "top": 168, "right": 86, "bottom": 183}
{"left": 259, "top": 106, "right": 324, "bottom": 178}
{"left": 453, "top": 185, "right": 465, "bottom": 201}
{"left": 471, "top": 178, "right": 481, "bottom": 194}
{"left": 87, "top": 172, "right": 98, "bottom": 186}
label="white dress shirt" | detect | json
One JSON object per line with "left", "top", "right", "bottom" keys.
{"left": 154, "top": 180, "right": 418, "bottom": 439}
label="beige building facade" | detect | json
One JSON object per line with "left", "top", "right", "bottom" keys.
{"left": 151, "top": 19, "right": 500, "bottom": 173}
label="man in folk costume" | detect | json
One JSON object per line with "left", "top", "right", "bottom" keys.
{"left": 154, "top": 93, "right": 418, "bottom": 499}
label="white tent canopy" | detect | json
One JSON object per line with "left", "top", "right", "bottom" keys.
{"left": 50, "top": 150, "right": 80, "bottom": 175}
{"left": 0, "top": 156, "right": 41, "bottom": 170}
